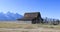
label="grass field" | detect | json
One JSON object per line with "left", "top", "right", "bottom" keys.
{"left": 0, "top": 22, "right": 60, "bottom": 32}
{"left": 0, "top": 23, "right": 39, "bottom": 29}
{"left": 0, "top": 22, "right": 60, "bottom": 29}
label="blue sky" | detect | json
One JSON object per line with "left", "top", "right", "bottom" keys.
{"left": 0, "top": 0, "right": 60, "bottom": 19}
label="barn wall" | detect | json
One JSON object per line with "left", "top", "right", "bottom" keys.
{"left": 18, "top": 21, "right": 32, "bottom": 24}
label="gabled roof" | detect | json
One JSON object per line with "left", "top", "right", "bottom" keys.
{"left": 17, "top": 12, "right": 41, "bottom": 21}
{"left": 24, "top": 12, "right": 41, "bottom": 18}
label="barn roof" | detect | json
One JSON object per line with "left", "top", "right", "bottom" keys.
{"left": 24, "top": 12, "right": 40, "bottom": 14}
{"left": 24, "top": 12, "right": 41, "bottom": 18}
{"left": 17, "top": 12, "right": 41, "bottom": 21}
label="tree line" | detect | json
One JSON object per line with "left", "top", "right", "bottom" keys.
{"left": 42, "top": 17, "right": 60, "bottom": 25}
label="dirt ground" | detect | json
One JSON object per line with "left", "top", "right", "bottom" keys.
{"left": 0, "top": 28, "right": 60, "bottom": 32}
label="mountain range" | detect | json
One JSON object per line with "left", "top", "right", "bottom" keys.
{"left": 0, "top": 12, "right": 23, "bottom": 21}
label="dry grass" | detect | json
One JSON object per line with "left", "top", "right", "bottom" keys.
{"left": 0, "top": 23, "right": 60, "bottom": 32}
{"left": 0, "top": 23, "right": 38, "bottom": 29}
{"left": 37, "top": 24, "right": 60, "bottom": 29}
{"left": 0, "top": 22, "right": 60, "bottom": 29}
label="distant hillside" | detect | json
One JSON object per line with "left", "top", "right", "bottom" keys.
{"left": 0, "top": 12, "right": 23, "bottom": 21}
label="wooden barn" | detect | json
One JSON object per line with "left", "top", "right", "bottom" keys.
{"left": 17, "top": 12, "right": 43, "bottom": 24}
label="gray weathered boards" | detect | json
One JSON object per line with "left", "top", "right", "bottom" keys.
{"left": 17, "top": 12, "right": 43, "bottom": 24}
